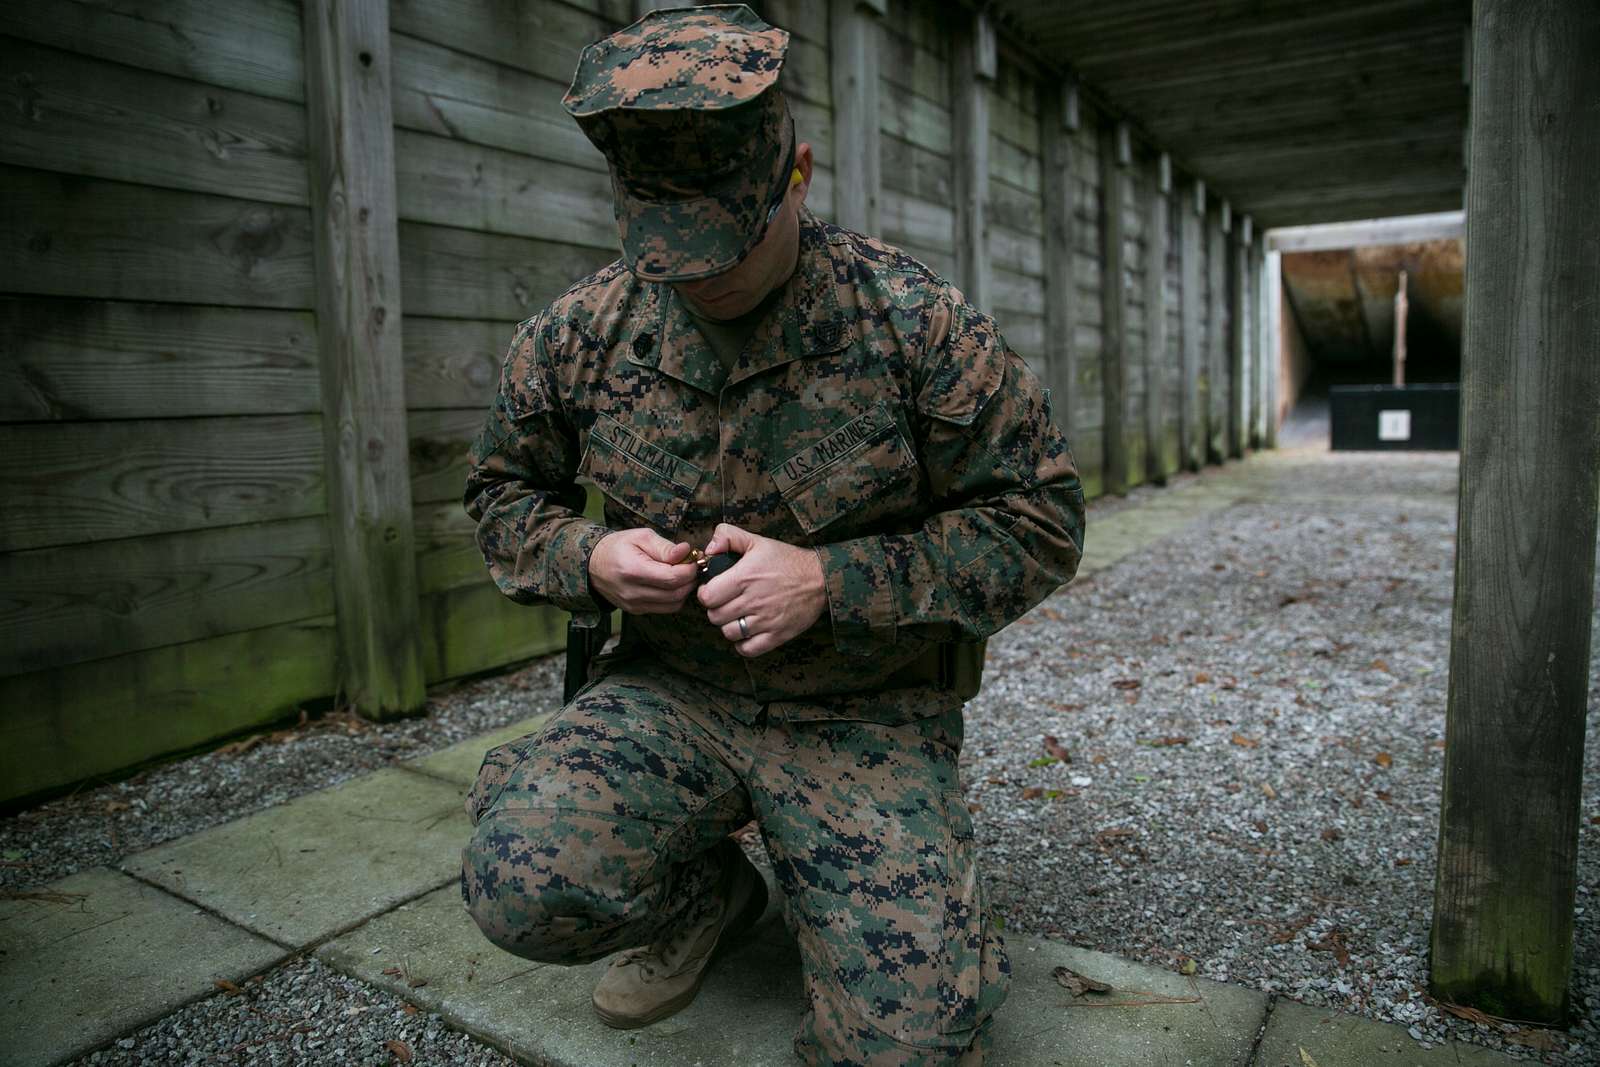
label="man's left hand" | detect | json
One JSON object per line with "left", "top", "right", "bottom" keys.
{"left": 698, "top": 523, "right": 826, "bottom": 657}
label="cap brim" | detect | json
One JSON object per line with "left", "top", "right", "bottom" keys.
{"left": 616, "top": 110, "right": 794, "bottom": 283}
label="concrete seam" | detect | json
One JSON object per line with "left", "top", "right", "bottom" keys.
{"left": 1245, "top": 991, "right": 1279, "bottom": 1066}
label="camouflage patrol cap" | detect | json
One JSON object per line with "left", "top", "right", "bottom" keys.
{"left": 563, "top": 5, "right": 794, "bottom": 282}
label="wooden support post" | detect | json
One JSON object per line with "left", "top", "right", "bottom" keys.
{"left": 1098, "top": 121, "right": 1130, "bottom": 495}
{"left": 1040, "top": 79, "right": 1078, "bottom": 442}
{"left": 302, "top": 0, "right": 425, "bottom": 718}
{"left": 1205, "top": 200, "right": 1227, "bottom": 464}
{"left": 951, "top": 9, "right": 994, "bottom": 311}
{"left": 1252, "top": 237, "right": 1269, "bottom": 448}
{"left": 1142, "top": 154, "right": 1170, "bottom": 484}
{"left": 1228, "top": 214, "right": 1248, "bottom": 458}
{"left": 1431, "top": 0, "right": 1600, "bottom": 1023}
{"left": 1264, "top": 248, "right": 1281, "bottom": 449}
{"left": 828, "top": 0, "right": 883, "bottom": 236}
{"left": 1178, "top": 179, "right": 1203, "bottom": 471}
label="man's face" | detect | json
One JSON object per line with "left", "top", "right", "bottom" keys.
{"left": 672, "top": 142, "right": 814, "bottom": 321}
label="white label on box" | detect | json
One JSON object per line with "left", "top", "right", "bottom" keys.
{"left": 1378, "top": 409, "right": 1412, "bottom": 441}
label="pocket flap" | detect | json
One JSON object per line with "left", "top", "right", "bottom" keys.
{"left": 582, "top": 414, "right": 703, "bottom": 533}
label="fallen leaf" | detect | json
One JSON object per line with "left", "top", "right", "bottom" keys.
{"left": 1305, "top": 931, "right": 1351, "bottom": 966}
{"left": 1320, "top": 827, "right": 1342, "bottom": 842}
{"left": 1506, "top": 1027, "right": 1563, "bottom": 1052}
{"left": 1298, "top": 1047, "right": 1322, "bottom": 1067}
{"left": 1436, "top": 1000, "right": 1496, "bottom": 1026}
{"left": 966, "top": 802, "right": 983, "bottom": 814}
{"left": 1052, "top": 965, "right": 1112, "bottom": 996}
{"left": 1218, "top": 677, "right": 1237, "bottom": 690}
{"left": 1261, "top": 783, "right": 1277, "bottom": 799}
{"left": 1021, "top": 786, "right": 1044, "bottom": 800}
{"left": 986, "top": 776, "right": 1006, "bottom": 785}
{"left": 1394, "top": 857, "right": 1412, "bottom": 867}
{"left": 382, "top": 967, "right": 404, "bottom": 977}
{"left": 1141, "top": 735, "right": 1191, "bottom": 747}
{"left": 1223, "top": 782, "right": 1242, "bottom": 794}
{"left": 1051, "top": 702, "right": 1086, "bottom": 712}
{"left": 385, "top": 1039, "right": 415, "bottom": 1063}
{"left": 1208, "top": 718, "right": 1232, "bottom": 727}
{"left": 1371, "top": 659, "right": 1392, "bottom": 673}
{"left": 1043, "top": 735, "right": 1073, "bottom": 762}
{"left": 1212, "top": 562, "right": 1226, "bottom": 571}
{"left": 1194, "top": 672, "right": 1211, "bottom": 684}
{"left": 1373, "top": 752, "right": 1393, "bottom": 769}
{"left": 1179, "top": 958, "right": 1198, "bottom": 976}
{"left": 1090, "top": 754, "right": 1107, "bottom": 764}
{"left": 402, "top": 1004, "right": 420, "bottom": 1016}
{"left": 1375, "top": 790, "right": 1393, "bottom": 803}
{"left": 1591, "top": 815, "right": 1600, "bottom": 825}
{"left": 1231, "top": 733, "right": 1259, "bottom": 748}
{"left": 213, "top": 979, "right": 242, "bottom": 995}
{"left": 1111, "top": 678, "right": 1142, "bottom": 690}
{"left": 1252, "top": 820, "right": 1268, "bottom": 833}
{"left": 1028, "top": 756, "right": 1060, "bottom": 768}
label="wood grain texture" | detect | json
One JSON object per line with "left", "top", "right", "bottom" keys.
{"left": 1142, "top": 165, "right": 1170, "bottom": 484}
{"left": 388, "top": 0, "right": 611, "bottom": 89}
{"left": 1430, "top": 0, "right": 1600, "bottom": 1023}
{"left": 1, "top": 617, "right": 337, "bottom": 805}
{"left": 880, "top": 135, "right": 952, "bottom": 206}
{"left": 828, "top": 0, "right": 880, "bottom": 235}
{"left": 0, "top": 165, "right": 316, "bottom": 309}
{"left": 0, "top": 37, "right": 309, "bottom": 207}
{"left": 0, "top": 415, "right": 325, "bottom": 553}
{"left": 302, "top": 0, "right": 425, "bottom": 716}
{"left": 1097, "top": 123, "right": 1129, "bottom": 496}
{"left": 419, "top": 579, "right": 566, "bottom": 683}
{"left": 951, "top": 13, "right": 993, "bottom": 314}
{"left": 404, "top": 316, "right": 508, "bottom": 410}
{"left": 1263, "top": 250, "right": 1281, "bottom": 449}
{"left": 1205, "top": 208, "right": 1228, "bottom": 464}
{"left": 408, "top": 408, "right": 483, "bottom": 506}
{"left": 400, "top": 222, "right": 617, "bottom": 321}
{"left": 1, "top": 517, "right": 333, "bottom": 677}
{"left": 1040, "top": 80, "right": 1078, "bottom": 442}
{"left": 0, "top": 0, "right": 305, "bottom": 103}
{"left": 0, "top": 298, "right": 320, "bottom": 421}
{"left": 1228, "top": 229, "right": 1248, "bottom": 458}
{"left": 390, "top": 31, "right": 605, "bottom": 172}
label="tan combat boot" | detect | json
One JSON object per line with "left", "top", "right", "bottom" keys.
{"left": 591, "top": 837, "right": 769, "bottom": 1029}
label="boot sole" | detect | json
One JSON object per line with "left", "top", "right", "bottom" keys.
{"left": 592, "top": 849, "right": 770, "bottom": 1030}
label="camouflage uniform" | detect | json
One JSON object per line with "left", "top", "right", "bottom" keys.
{"left": 460, "top": 7, "right": 1085, "bottom": 1064}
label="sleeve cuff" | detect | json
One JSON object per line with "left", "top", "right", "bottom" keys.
{"left": 814, "top": 538, "right": 897, "bottom": 656}
{"left": 544, "top": 520, "right": 614, "bottom": 614}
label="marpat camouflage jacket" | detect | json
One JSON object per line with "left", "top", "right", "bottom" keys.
{"left": 465, "top": 209, "right": 1085, "bottom": 718}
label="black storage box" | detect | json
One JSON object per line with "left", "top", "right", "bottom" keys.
{"left": 1329, "top": 384, "right": 1460, "bottom": 451}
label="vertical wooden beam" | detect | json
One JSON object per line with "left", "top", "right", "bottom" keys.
{"left": 1040, "top": 78, "right": 1078, "bottom": 443}
{"left": 1098, "top": 120, "right": 1130, "bottom": 495}
{"left": 1178, "top": 179, "right": 1203, "bottom": 471}
{"left": 1263, "top": 248, "right": 1281, "bottom": 449}
{"left": 1205, "top": 199, "right": 1228, "bottom": 464}
{"left": 302, "top": 0, "right": 425, "bottom": 718}
{"left": 1252, "top": 237, "right": 1269, "bottom": 448}
{"left": 1141, "top": 153, "right": 1170, "bottom": 484}
{"left": 828, "top": 0, "right": 883, "bottom": 235}
{"left": 951, "top": 9, "right": 994, "bottom": 310}
{"left": 1431, "top": 0, "right": 1600, "bottom": 1024}
{"left": 1228, "top": 214, "right": 1249, "bottom": 458}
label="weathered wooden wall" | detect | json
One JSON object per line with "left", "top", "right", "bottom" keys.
{"left": 1, "top": 0, "right": 1264, "bottom": 804}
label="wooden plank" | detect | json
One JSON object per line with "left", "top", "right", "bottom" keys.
{"left": 1097, "top": 122, "right": 1129, "bottom": 495}
{"left": 0, "top": 298, "right": 320, "bottom": 422}
{"left": 950, "top": 11, "right": 993, "bottom": 313}
{"left": 990, "top": 267, "right": 1044, "bottom": 320}
{"left": 1229, "top": 223, "right": 1248, "bottom": 458}
{"left": 389, "top": 32, "right": 605, "bottom": 173}
{"left": 394, "top": 128, "right": 617, "bottom": 250}
{"left": 409, "top": 408, "right": 483, "bottom": 505}
{"left": 404, "top": 316, "right": 507, "bottom": 410}
{"left": 419, "top": 579, "right": 567, "bottom": 683}
{"left": 0, "top": 165, "right": 316, "bottom": 309}
{"left": 304, "top": 0, "right": 426, "bottom": 717}
{"left": 0, "top": 0, "right": 305, "bottom": 103}
{"left": 1205, "top": 206, "right": 1228, "bottom": 464}
{"left": 1, "top": 517, "right": 333, "bottom": 677}
{"left": 1142, "top": 163, "right": 1169, "bottom": 485}
{"left": 778, "top": 34, "right": 832, "bottom": 110}
{"left": 789, "top": 96, "right": 837, "bottom": 168}
{"left": 399, "top": 222, "right": 617, "bottom": 321}
{"left": 879, "top": 78, "right": 952, "bottom": 156}
{"left": 762, "top": 0, "right": 829, "bottom": 46}
{"left": 988, "top": 178, "right": 1042, "bottom": 239}
{"left": 881, "top": 134, "right": 952, "bottom": 206}
{"left": 1040, "top": 79, "right": 1078, "bottom": 443}
{"left": 989, "top": 134, "right": 1041, "bottom": 195}
{"left": 828, "top": 0, "right": 882, "bottom": 235}
{"left": 388, "top": 0, "right": 610, "bottom": 89}
{"left": 0, "top": 616, "right": 337, "bottom": 805}
{"left": 1263, "top": 249, "right": 1281, "bottom": 449}
{"left": 0, "top": 415, "right": 325, "bottom": 553}
{"left": 0, "top": 37, "right": 309, "bottom": 207}
{"left": 1266, "top": 211, "right": 1464, "bottom": 253}
{"left": 414, "top": 501, "right": 485, "bottom": 595}
{"left": 1431, "top": 0, "right": 1600, "bottom": 1024}
{"left": 880, "top": 25, "right": 950, "bottom": 108}
{"left": 987, "top": 223, "right": 1043, "bottom": 278}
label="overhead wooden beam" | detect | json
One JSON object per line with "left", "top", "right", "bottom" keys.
{"left": 828, "top": 0, "right": 883, "bottom": 236}
{"left": 1098, "top": 120, "right": 1130, "bottom": 494}
{"left": 1178, "top": 178, "right": 1203, "bottom": 471}
{"left": 1431, "top": 0, "right": 1600, "bottom": 1025}
{"left": 1039, "top": 77, "right": 1078, "bottom": 444}
{"left": 302, "top": 0, "right": 426, "bottom": 718}
{"left": 951, "top": 8, "right": 995, "bottom": 310}
{"left": 1142, "top": 154, "right": 1170, "bottom": 484}
{"left": 1265, "top": 211, "right": 1464, "bottom": 252}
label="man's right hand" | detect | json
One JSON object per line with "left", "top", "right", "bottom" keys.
{"left": 587, "top": 528, "right": 700, "bottom": 614}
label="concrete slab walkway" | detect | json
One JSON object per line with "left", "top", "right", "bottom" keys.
{"left": 0, "top": 452, "right": 1530, "bottom": 1067}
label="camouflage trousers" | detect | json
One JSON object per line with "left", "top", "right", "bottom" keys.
{"left": 461, "top": 656, "right": 1010, "bottom": 1066}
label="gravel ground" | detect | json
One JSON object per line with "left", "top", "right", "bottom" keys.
{"left": 8, "top": 447, "right": 1596, "bottom": 1065}
{"left": 966, "top": 448, "right": 1599, "bottom": 1065}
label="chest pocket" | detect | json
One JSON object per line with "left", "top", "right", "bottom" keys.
{"left": 580, "top": 413, "right": 703, "bottom": 536}
{"left": 769, "top": 401, "right": 922, "bottom": 540}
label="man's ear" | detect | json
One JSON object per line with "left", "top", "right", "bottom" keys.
{"left": 793, "top": 141, "right": 814, "bottom": 205}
